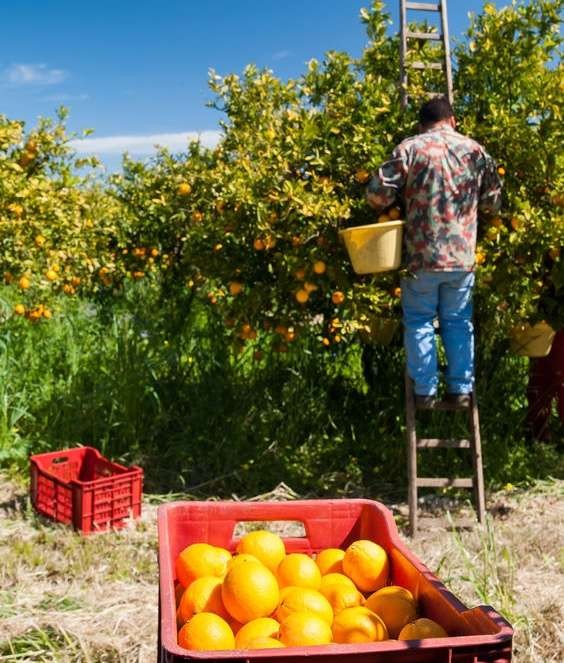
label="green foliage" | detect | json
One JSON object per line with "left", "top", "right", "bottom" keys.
{"left": 0, "top": 1, "right": 562, "bottom": 496}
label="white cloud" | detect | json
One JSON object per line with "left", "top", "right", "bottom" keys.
{"left": 41, "top": 92, "right": 89, "bottom": 102}
{"left": 69, "top": 130, "right": 222, "bottom": 155}
{"left": 272, "top": 50, "right": 292, "bottom": 61}
{"left": 4, "top": 63, "right": 68, "bottom": 86}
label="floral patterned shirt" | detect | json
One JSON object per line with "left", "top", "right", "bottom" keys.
{"left": 368, "top": 126, "right": 502, "bottom": 272}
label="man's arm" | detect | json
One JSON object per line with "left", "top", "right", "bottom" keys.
{"left": 478, "top": 153, "right": 503, "bottom": 215}
{"left": 366, "top": 147, "right": 407, "bottom": 213}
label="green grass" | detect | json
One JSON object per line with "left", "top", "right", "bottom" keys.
{"left": 0, "top": 284, "right": 561, "bottom": 496}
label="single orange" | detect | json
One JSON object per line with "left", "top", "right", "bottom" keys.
{"left": 177, "top": 576, "right": 228, "bottom": 625}
{"left": 275, "top": 587, "right": 333, "bottom": 625}
{"left": 321, "top": 582, "right": 364, "bottom": 616}
{"left": 277, "top": 553, "right": 321, "bottom": 590}
{"left": 332, "top": 606, "right": 389, "bottom": 644}
{"left": 177, "top": 612, "right": 235, "bottom": 651}
{"left": 222, "top": 560, "right": 279, "bottom": 623}
{"left": 315, "top": 548, "right": 345, "bottom": 575}
{"left": 235, "top": 530, "right": 286, "bottom": 573}
{"left": 313, "top": 260, "right": 326, "bottom": 275}
{"left": 235, "top": 617, "right": 280, "bottom": 648}
{"left": 278, "top": 611, "right": 332, "bottom": 647}
{"left": 365, "top": 585, "right": 417, "bottom": 638}
{"left": 175, "top": 543, "right": 230, "bottom": 588}
{"left": 331, "top": 291, "right": 345, "bottom": 305}
{"left": 295, "top": 289, "right": 309, "bottom": 304}
{"left": 319, "top": 573, "right": 356, "bottom": 591}
{"left": 398, "top": 617, "right": 448, "bottom": 640}
{"left": 342, "top": 540, "right": 389, "bottom": 593}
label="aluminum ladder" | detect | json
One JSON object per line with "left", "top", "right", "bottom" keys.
{"left": 399, "top": 1, "right": 454, "bottom": 108}
{"left": 405, "top": 372, "right": 486, "bottom": 536}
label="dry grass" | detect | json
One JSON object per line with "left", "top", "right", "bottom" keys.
{"left": 0, "top": 476, "right": 562, "bottom": 662}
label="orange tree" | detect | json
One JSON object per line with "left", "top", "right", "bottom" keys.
{"left": 113, "top": 0, "right": 562, "bottom": 363}
{"left": 455, "top": 0, "right": 564, "bottom": 341}
{"left": 106, "top": 1, "right": 563, "bottom": 493}
{"left": 0, "top": 109, "right": 125, "bottom": 321}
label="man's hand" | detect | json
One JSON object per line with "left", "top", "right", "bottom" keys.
{"left": 366, "top": 191, "right": 389, "bottom": 212}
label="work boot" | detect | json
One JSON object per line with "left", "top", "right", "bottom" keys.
{"left": 445, "top": 393, "right": 471, "bottom": 408}
{"left": 415, "top": 395, "right": 437, "bottom": 409}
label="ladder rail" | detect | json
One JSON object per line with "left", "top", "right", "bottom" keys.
{"left": 404, "top": 372, "right": 486, "bottom": 536}
{"left": 399, "top": 0, "right": 454, "bottom": 108}
{"left": 440, "top": 0, "right": 454, "bottom": 106}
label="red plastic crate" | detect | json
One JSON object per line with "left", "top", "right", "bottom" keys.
{"left": 158, "top": 499, "right": 513, "bottom": 662}
{"left": 30, "top": 446, "right": 143, "bottom": 534}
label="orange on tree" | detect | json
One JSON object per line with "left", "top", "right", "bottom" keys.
{"left": 342, "top": 539, "right": 389, "bottom": 593}
{"left": 388, "top": 207, "right": 402, "bottom": 220}
{"left": 331, "top": 291, "right": 345, "bottom": 305}
{"left": 177, "top": 182, "right": 192, "bottom": 196}
{"left": 295, "top": 289, "right": 309, "bottom": 304}
{"left": 354, "top": 169, "right": 370, "bottom": 184}
{"left": 18, "top": 276, "right": 31, "bottom": 290}
{"left": 253, "top": 238, "right": 265, "bottom": 251}
{"left": 177, "top": 612, "right": 235, "bottom": 651}
{"left": 303, "top": 281, "right": 318, "bottom": 293}
{"left": 13, "top": 304, "right": 26, "bottom": 316}
{"left": 313, "top": 260, "right": 326, "bottom": 275}
{"left": 229, "top": 281, "right": 243, "bottom": 296}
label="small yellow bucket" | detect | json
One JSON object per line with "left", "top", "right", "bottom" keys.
{"left": 339, "top": 221, "right": 404, "bottom": 274}
{"left": 509, "top": 321, "right": 555, "bottom": 357}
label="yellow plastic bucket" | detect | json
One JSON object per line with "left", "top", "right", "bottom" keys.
{"left": 339, "top": 221, "right": 404, "bottom": 274}
{"left": 509, "top": 321, "right": 555, "bottom": 357}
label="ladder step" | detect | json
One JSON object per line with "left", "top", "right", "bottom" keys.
{"left": 417, "top": 438, "right": 472, "bottom": 449}
{"left": 406, "top": 30, "right": 442, "bottom": 41}
{"left": 409, "top": 61, "right": 444, "bottom": 70}
{"left": 417, "top": 477, "right": 474, "bottom": 488}
{"left": 417, "top": 515, "right": 478, "bottom": 531}
{"left": 415, "top": 399, "right": 470, "bottom": 411}
{"left": 406, "top": 2, "right": 441, "bottom": 10}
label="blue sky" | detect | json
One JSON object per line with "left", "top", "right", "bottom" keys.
{"left": 1, "top": 1, "right": 499, "bottom": 171}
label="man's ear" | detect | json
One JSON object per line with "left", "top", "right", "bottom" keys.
{"left": 449, "top": 116, "right": 456, "bottom": 129}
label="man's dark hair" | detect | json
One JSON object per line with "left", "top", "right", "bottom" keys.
{"left": 419, "top": 97, "right": 454, "bottom": 126}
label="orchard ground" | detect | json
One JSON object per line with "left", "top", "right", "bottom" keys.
{"left": 0, "top": 475, "right": 562, "bottom": 662}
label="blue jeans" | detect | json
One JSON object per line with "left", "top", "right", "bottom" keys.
{"left": 401, "top": 271, "right": 475, "bottom": 396}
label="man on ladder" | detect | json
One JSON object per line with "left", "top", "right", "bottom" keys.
{"left": 366, "top": 1, "right": 503, "bottom": 533}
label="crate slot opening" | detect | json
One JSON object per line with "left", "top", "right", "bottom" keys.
{"left": 233, "top": 520, "right": 306, "bottom": 539}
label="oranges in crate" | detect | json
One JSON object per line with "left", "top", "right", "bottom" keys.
{"left": 174, "top": 531, "right": 449, "bottom": 651}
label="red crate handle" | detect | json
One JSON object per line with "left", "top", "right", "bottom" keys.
{"left": 51, "top": 456, "right": 70, "bottom": 464}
